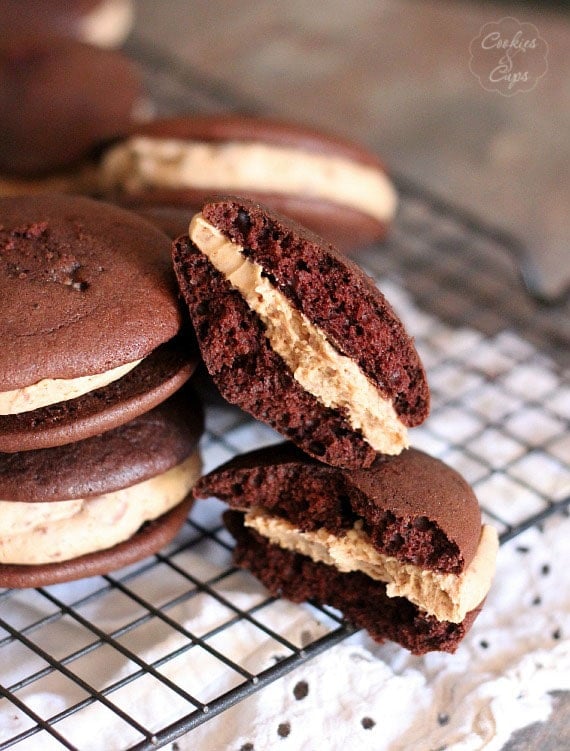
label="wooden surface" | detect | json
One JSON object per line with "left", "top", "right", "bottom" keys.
{"left": 131, "top": 2, "right": 569, "bottom": 748}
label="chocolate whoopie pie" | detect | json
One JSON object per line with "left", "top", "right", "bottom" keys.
{"left": 0, "top": 195, "right": 197, "bottom": 452}
{"left": 98, "top": 114, "right": 397, "bottom": 250}
{"left": 172, "top": 197, "right": 429, "bottom": 468}
{"left": 0, "top": 386, "right": 203, "bottom": 588}
{"left": 194, "top": 443, "right": 498, "bottom": 655}
{"left": 0, "top": 36, "right": 141, "bottom": 192}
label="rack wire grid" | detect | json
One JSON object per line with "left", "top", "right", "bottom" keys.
{"left": 1, "top": 37, "right": 569, "bottom": 751}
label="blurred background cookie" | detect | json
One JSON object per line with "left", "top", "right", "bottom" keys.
{"left": 99, "top": 114, "right": 398, "bottom": 250}
{"left": 0, "top": 0, "right": 134, "bottom": 48}
{"left": 0, "top": 36, "right": 144, "bottom": 191}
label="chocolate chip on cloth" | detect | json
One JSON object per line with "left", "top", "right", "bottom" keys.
{"left": 193, "top": 443, "right": 499, "bottom": 654}
{"left": 0, "top": 385, "right": 203, "bottom": 588}
{"left": 98, "top": 114, "right": 398, "bottom": 250}
{"left": 0, "top": 195, "right": 198, "bottom": 452}
{"left": 172, "top": 197, "right": 429, "bottom": 468}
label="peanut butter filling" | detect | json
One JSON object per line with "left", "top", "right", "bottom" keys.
{"left": 190, "top": 214, "right": 408, "bottom": 455}
{"left": 100, "top": 137, "right": 398, "bottom": 222}
{"left": 0, "top": 358, "right": 143, "bottom": 415}
{"left": 244, "top": 508, "right": 498, "bottom": 623}
{"left": 0, "top": 451, "right": 201, "bottom": 565}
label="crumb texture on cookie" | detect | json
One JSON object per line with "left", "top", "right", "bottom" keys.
{"left": 189, "top": 213, "right": 408, "bottom": 455}
{"left": 173, "top": 236, "right": 378, "bottom": 468}
{"left": 243, "top": 509, "right": 497, "bottom": 622}
{"left": 193, "top": 445, "right": 483, "bottom": 573}
{"left": 201, "top": 198, "right": 429, "bottom": 427}
{"left": 173, "top": 198, "right": 429, "bottom": 466}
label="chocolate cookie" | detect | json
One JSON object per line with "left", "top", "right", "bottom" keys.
{"left": 173, "top": 197, "right": 429, "bottom": 468}
{"left": 0, "top": 36, "right": 141, "bottom": 179}
{"left": 99, "top": 115, "right": 397, "bottom": 250}
{"left": 0, "top": 195, "right": 197, "bottom": 451}
{"left": 194, "top": 443, "right": 498, "bottom": 654}
{"left": 0, "top": 385, "right": 203, "bottom": 587}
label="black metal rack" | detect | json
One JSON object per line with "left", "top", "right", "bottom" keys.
{"left": 0, "top": 39, "right": 568, "bottom": 751}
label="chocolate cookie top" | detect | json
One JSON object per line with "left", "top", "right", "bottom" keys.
{"left": 194, "top": 443, "right": 482, "bottom": 574}
{"left": 0, "top": 195, "right": 182, "bottom": 391}
{"left": 0, "top": 36, "right": 141, "bottom": 176}
{"left": 0, "top": 385, "right": 203, "bottom": 502}
{"left": 200, "top": 197, "right": 429, "bottom": 427}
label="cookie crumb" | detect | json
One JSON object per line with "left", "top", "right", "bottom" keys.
{"left": 437, "top": 712, "right": 450, "bottom": 726}
{"left": 293, "top": 680, "right": 309, "bottom": 701}
{"left": 240, "top": 744, "right": 254, "bottom": 751}
{"left": 361, "top": 717, "right": 375, "bottom": 730}
{"left": 277, "top": 722, "right": 291, "bottom": 738}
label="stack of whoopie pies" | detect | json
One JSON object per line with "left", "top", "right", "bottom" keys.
{"left": 174, "top": 196, "right": 499, "bottom": 655}
{"left": 0, "top": 194, "right": 203, "bottom": 588}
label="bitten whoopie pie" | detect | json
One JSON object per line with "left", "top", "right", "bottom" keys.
{"left": 0, "top": 36, "right": 142, "bottom": 193}
{"left": 0, "top": 194, "right": 197, "bottom": 452}
{"left": 194, "top": 443, "right": 498, "bottom": 655}
{"left": 172, "top": 197, "right": 429, "bottom": 468}
{"left": 0, "top": 386, "right": 203, "bottom": 588}
{"left": 99, "top": 115, "right": 397, "bottom": 250}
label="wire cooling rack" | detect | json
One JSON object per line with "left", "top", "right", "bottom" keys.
{"left": 1, "top": 38, "right": 569, "bottom": 751}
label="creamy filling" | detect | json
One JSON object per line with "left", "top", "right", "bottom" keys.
{"left": 100, "top": 137, "right": 398, "bottom": 223}
{"left": 190, "top": 214, "right": 408, "bottom": 455}
{"left": 245, "top": 508, "right": 499, "bottom": 623}
{"left": 0, "top": 358, "right": 143, "bottom": 415}
{"left": 0, "top": 451, "right": 201, "bottom": 565}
